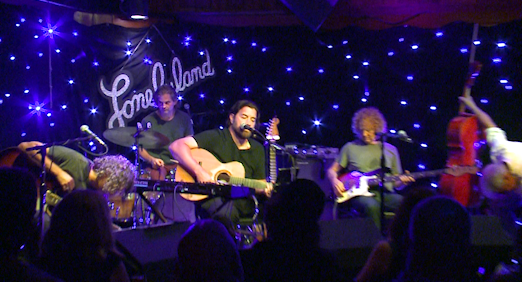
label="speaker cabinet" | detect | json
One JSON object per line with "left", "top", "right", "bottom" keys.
{"left": 114, "top": 222, "right": 192, "bottom": 281}
{"left": 297, "top": 158, "right": 336, "bottom": 197}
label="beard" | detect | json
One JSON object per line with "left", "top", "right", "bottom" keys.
{"left": 158, "top": 108, "right": 174, "bottom": 120}
{"left": 233, "top": 125, "right": 253, "bottom": 139}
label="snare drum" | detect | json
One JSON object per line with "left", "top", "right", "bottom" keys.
{"left": 108, "top": 193, "right": 136, "bottom": 228}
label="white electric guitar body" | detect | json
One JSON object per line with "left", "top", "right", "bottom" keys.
{"left": 336, "top": 166, "right": 478, "bottom": 203}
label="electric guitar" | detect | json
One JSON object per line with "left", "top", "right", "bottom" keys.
{"left": 265, "top": 117, "right": 280, "bottom": 183}
{"left": 336, "top": 166, "right": 478, "bottom": 203}
{"left": 175, "top": 148, "right": 269, "bottom": 201}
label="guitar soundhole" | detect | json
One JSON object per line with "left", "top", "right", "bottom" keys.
{"left": 217, "top": 173, "right": 230, "bottom": 183}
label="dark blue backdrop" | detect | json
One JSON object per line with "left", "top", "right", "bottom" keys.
{"left": 1, "top": 3, "right": 521, "bottom": 173}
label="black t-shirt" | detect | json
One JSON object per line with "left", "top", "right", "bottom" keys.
{"left": 47, "top": 146, "right": 92, "bottom": 189}
{"left": 194, "top": 128, "right": 265, "bottom": 180}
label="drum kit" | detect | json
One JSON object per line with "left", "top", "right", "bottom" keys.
{"left": 102, "top": 125, "right": 174, "bottom": 228}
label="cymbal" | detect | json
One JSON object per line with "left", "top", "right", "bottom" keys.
{"left": 103, "top": 127, "right": 170, "bottom": 149}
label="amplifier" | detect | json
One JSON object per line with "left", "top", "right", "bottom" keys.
{"left": 285, "top": 144, "right": 339, "bottom": 159}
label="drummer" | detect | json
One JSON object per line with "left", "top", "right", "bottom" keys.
{"left": 138, "top": 84, "right": 195, "bottom": 222}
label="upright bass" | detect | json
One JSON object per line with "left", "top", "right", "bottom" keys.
{"left": 439, "top": 61, "right": 483, "bottom": 207}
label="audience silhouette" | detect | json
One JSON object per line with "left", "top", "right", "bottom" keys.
{"left": 174, "top": 219, "right": 244, "bottom": 282}
{"left": 40, "top": 189, "right": 129, "bottom": 282}
{"left": 240, "top": 179, "right": 343, "bottom": 282}
{"left": 0, "top": 167, "right": 61, "bottom": 281}
{"left": 399, "top": 196, "right": 478, "bottom": 282}
{"left": 356, "top": 186, "right": 436, "bottom": 282}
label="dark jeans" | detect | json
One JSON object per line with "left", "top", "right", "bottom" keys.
{"left": 337, "top": 191, "right": 403, "bottom": 229}
{"left": 198, "top": 197, "right": 257, "bottom": 233}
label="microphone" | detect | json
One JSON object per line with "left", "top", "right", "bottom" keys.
{"left": 377, "top": 130, "right": 413, "bottom": 143}
{"left": 240, "top": 123, "right": 267, "bottom": 141}
{"left": 80, "top": 125, "right": 107, "bottom": 146}
{"left": 240, "top": 123, "right": 254, "bottom": 131}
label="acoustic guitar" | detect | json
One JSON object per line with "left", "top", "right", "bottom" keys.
{"left": 175, "top": 148, "right": 269, "bottom": 201}
{"left": 0, "top": 147, "right": 62, "bottom": 213}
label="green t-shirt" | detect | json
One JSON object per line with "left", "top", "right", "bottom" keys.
{"left": 336, "top": 139, "right": 403, "bottom": 191}
{"left": 194, "top": 128, "right": 266, "bottom": 180}
{"left": 47, "top": 146, "right": 92, "bottom": 190}
{"left": 141, "top": 110, "right": 194, "bottom": 162}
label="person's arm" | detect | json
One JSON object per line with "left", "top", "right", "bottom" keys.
{"left": 109, "top": 261, "right": 130, "bottom": 282}
{"left": 138, "top": 147, "right": 164, "bottom": 168}
{"left": 459, "top": 96, "right": 497, "bottom": 129}
{"left": 169, "top": 136, "right": 213, "bottom": 183}
{"left": 327, "top": 162, "right": 346, "bottom": 197}
{"left": 18, "top": 141, "right": 75, "bottom": 191}
{"left": 355, "top": 240, "right": 393, "bottom": 282}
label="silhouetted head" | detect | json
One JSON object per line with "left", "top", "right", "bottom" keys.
{"left": 42, "top": 190, "right": 115, "bottom": 262}
{"left": 406, "top": 196, "right": 472, "bottom": 281}
{"left": 177, "top": 219, "right": 244, "bottom": 282}
{"left": 265, "top": 179, "right": 325, "bottom": 244}
{"left": 0, "top": 167, "right": 37, "bottom": 257}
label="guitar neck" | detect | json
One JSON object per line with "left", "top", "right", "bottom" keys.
{"left": 269, "top": 145, "right": 277, "bottom": 182}
{"left": 228, "top": 176, "right": 267, "bottom": 190}
{"left": 368, "top": 168, "right": 449, "bottom": 186}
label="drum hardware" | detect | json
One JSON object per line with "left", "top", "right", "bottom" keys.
{"left": 103, "top": 123, "right": 172, "bottom": 228}
{"left": 108, "top": 193, "right": 137, "bottom": 229}
{"left": 102, "top": 125, "right": 170, "bottom": 150}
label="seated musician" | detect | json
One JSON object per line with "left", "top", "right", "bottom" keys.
{"left": 326, "top": 107, "right": 413, "bottom": 229}
{"left": 169, "top": 100, "right": 272, "bottom": 234}
{"left": 459, "top": 95, "right": 522, "bottom": 238}
{"left": 138, "top": 84, "right": 195, "bottom": 223}
{"left": 17, "top": 141, "right": 136, "bottom": 232}
{"left": 18, "top": 141, "right": 135, "bottom": 196}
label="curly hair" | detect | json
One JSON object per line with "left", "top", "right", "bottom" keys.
{"left": 351, "top": 107, "right": 387, "bottom": 140}
{"left": 92, "top": 155, "right": 136, "bottom": 195}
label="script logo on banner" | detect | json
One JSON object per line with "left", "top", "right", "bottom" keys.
{"left": 99, "top": 50, "right": 215, "bottom": 129}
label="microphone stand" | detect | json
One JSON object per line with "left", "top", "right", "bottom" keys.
{"left": 25, "top": 137, "right": 93, "bottom": 247}
{"left": 378, "top": 134, "right": 387, "bottom": 236}
{"left": 133, "top": 122, "right": 167, "bottom": 225}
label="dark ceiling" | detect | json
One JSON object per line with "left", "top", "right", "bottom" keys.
{"left": 1, "top": 0, "right": 522, "bottom": 30}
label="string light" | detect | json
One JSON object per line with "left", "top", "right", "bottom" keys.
{"left": 0, "top": 7, "right": 520, "bottom": 176}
